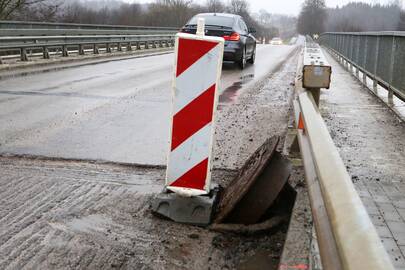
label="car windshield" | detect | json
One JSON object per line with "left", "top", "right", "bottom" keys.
{"left": 187, "top": 15, "right": 235, "bottom": 28}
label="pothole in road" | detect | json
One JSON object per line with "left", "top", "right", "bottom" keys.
{"left": 209, "top": 136, "right": 297, "bottom": 270}
{"left": 213, "top": 136, "right": 296, "bottom": 231}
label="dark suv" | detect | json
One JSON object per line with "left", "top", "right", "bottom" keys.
{"left": 181, "top": 13, "right": 256, "bottom": 69}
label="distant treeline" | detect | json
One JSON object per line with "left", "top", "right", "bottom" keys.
{"left": 298, "top": 0, "right": 404, "bottom": 36}
{"left": 4, "top": 0, "right": 399, "bottom": 39}
{"left": 325, "top": 2, "right": 402, "bottom": 32}
{"left": 1, "top": 0, "right": 297, "bottom": 40}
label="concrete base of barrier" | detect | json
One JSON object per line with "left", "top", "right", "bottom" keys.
{"left": 151, "top": 184, "right": 220, "bottom": 226}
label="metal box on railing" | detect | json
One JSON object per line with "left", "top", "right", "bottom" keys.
{"left": 303, "top": 47, "right": 331, "bottom": 89}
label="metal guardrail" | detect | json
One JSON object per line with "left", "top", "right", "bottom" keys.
{"left": 0, "top": 20, "right": 178, "bottom": 31}
{"left": 293, "top": 40, "right": 395, "bottom": 270}
{"left": 0, "top": 29, "right": 176, "bottom": 36}
{"left": 0, "top": 21, "right": 178, "bottom": 36}
{"left": 0, "top": 21, "right": 177, "bottom": 63}
{"left": 319, "top": 32, "right": 405, "bottom": 102}
{"left": 0, "top": 34, "right": 175, "bottom": 62}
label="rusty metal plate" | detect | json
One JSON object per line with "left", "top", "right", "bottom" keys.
{"left": 225, "top": 152, "right": 292, "bottom": 224}
{"left": 214, "top": 136, "right": 279, "bottom": 224}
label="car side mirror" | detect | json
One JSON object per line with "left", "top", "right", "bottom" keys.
{"left": 249, "top": 27, "right": 256, "bottom": 33}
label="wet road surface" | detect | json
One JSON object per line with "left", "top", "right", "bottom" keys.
{"left": 0, "top": 44, "right": 296, "bottom": 165}
{"left": 0, "top": 44, "right": 300, "bottom": 270}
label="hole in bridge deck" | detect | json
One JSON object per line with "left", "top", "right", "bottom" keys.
{"left": 211, "top": 136, "right": 300, "bottom": 270}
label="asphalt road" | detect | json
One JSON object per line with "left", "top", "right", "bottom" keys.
{"left": 0, "top": 43, "right": 300, "bottom": 270}
{"left": 0, "top": 44, "right": 296, "bottom": 165}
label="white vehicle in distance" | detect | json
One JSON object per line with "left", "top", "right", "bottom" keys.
{"left": 270, "top": 37, "right": 283, "bottom": 45}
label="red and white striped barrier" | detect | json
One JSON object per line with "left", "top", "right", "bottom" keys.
{"left": 166, "top": 22, "right": 224, "bottom": 197}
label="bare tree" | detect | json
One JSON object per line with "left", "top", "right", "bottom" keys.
{"left": 262, "top": 12, "right": 297, "bottom": 39}
{"left": 2, "top": 0, "right": 299, "bottom": 41}
{"left": 297, "top": 0, "right": 326, "bottom": 35}
{"left": 11, "top": 0, "right": 61, "bottom": 21}
{"left": 257, "top": 9, "right": 271, "bottom": 26}
{"left": 145, "top": 0, "right": 199, "bottom": 27}
{"left": 206, "top": 0, "right": 225, "bottom": 13}
{"left": 226, "top": 0, "right": 248, "bottom": 15}
{"left": 0, "top": 0, "right": 54, "bottom": 20}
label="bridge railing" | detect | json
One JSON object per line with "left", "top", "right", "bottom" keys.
{"left": 0, "top": 28, "right": 176, "bottom": 36}
{"left": 0, "top": 20, "right": 178, "bottom": 36}
{"left": 0, "top": 20, "right": 178, "bottom": 31}
{"left": 0, "top": 21, "right": 177, "bottom": 63}
{"left": 0, "top": 34, "right": 175, "bottom": 62}
{"left": 319, "top": 32, "right": 405, "bottom": 102}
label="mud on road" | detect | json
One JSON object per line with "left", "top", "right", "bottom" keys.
{"left": 0, "top": 49, "right": 300, "bottom": 270}
{"left": 214, "top": 49, "right": 299, "bottom": 171}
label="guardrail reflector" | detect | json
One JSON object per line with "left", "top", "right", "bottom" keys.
{"left": 298, "top": 112, "right": 305, "bottom": 130}
{"left": 165, "top": 32, "right": 224, "bottom": 197}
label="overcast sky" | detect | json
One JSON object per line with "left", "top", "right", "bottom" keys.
{"left": 122, "top": 0, "right": 398, "bottom": 15}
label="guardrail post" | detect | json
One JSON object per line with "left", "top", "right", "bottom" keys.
{"left": 62, "top": 45, "right": 68, "bottom": 57}
{"left": 159, "top": 40, "right": 163, "bottom": 48}
{"left": 136, "top": 42, "right": 141, "bottom": 50}
{"left": 152, "top": 41, "right": 157, "bottom": 48}
{"left": 0, "top": 56, "right": 3, "bottom": 64}
{"left": 43, "top": 46, "right": 50, "bottom": 59}
{"left": 355, "top": 35, "right": 360, "bottom": 78}
{"left": 342, "top": 36, "right": 346, "bottom": 67}
{"left": 20, "top": 48, "right": 28, "bottom": 61}
{"left": 303, "top": 40, "right": 331, "bottom": 107}
{"left": 106, "top": 43, "right": 111, "bottom": 53}
{"left": 362, "top": 36, "right": 368, "bottom": 85}
{"left": 332, "top": 35, "right": 336, "bottom": 50}
{"left": 388, "top": 36, "right": 396, "bottom": 104}
{"left": 93, "top": 44, "right": 99, "bottom": 54}
{"left": 336, "top": 35, "right": 340, "bottom": 54}
{"left": 349, "top": 35, "right": 354, "bottom": 73}
{"left": 78, "top": 44, "right": 85, "bottom": 55}
{"left": 309, "top": 88, "right": 321, "bottom": 107}
{"left": 127, "top": 42, "right": 132, "bottom": 51}
{"left": 117, "top": 42, "right": 122, "bottom": 52}
{"left": 373, "top": 36, "right": 380, "bottom": 93}
{"left": 145, "top": 41, "right": 149, "bottom": 49}
{"left": 342, "top": 36, "right": 348, "bottom": 68}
